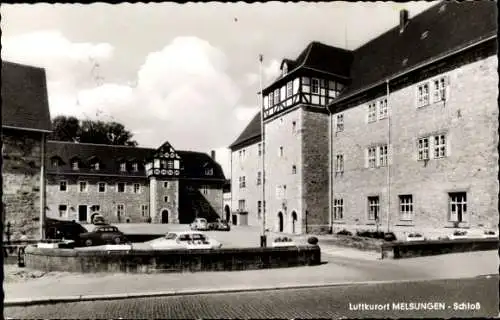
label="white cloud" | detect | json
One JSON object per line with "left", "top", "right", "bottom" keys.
{"left": 244, "top": 72, "right": 259, "bottom": 86}
{"left": 234, "top": 106, "right": 259, "bottom": 122}
{"left": 263, "top": 59, "right": 281, "bottom": 81}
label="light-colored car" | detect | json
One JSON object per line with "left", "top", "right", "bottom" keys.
{"left": 146, "top": 231, "right": 222, "bottom": 250}
{"left": 190, "top": 218, "right": 208, "bottom": 231}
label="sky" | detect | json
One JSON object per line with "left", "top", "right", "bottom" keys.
{"left": 1, "top": 1, "right": 437, "bottom": 178}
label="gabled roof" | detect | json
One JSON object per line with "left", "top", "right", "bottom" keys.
{"left": 1, "top": 61, "right": 52, "bottom": 132}
{"left": 336, "top": 1, "right": 497, "bottom": 102}
{"left": 46, "top": 140, "right": 225, "bottom": 180}
{"left": 229, "top": 111, "right": 262, "bottom": 150}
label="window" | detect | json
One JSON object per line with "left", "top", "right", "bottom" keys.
{"left": 78, "top": 181, "right": 88, "bottom": 193}
{"left": 292, "top": 121, "right": 297, "bottom": 133}
{"left": 164, "top": 196, "right": 169, "bottom": 202}
{"left": 141, "top": 205, "right": 149, "bottom": 217}
{"left": 164, "top": 182, "right": 169, "bottom": 188}
{"left": 167, "top": 161, "right": 174, "bottom": 169}
{"left": 311, "top": 78, "right": 320, "bottom": 94}
{"left": 242, "top": 149, "right": 246, "bottom": 159}
{"left": 269, "top": 93, "right": 274, "bottom": 106}
{"left": 58, "top": 205, "right": 68, "bottom": 218}
{"left": 368, "top": 196, "right": 380, "bottom": 221}
{"left": 98, "top": 182, "right": 106, "bottom": 193}
{"left": 292, "top": 165, "right": 297, "bottom": 174}
{"left": 418, "top": 137, "right": 430, "bottom": 160}
{"left": 274, "top": 89, "right": 280, "bottom": 104}
{"left": 432, "top": 77, "right": 448, "bottom": 103}
{"left": 72, "top": 161, "right": 79, "bottom": 170}
{"left": 333, "top": 198, "right": 344, "bottom": 220}
{"left": 201, "top": 185, "right": 208, "bottom": 195}
{"left": 173, "top": 160, "right": 180, "bottom": 170}
{"left": 51, "top": 159, "right": 59, "bottom": 168}
{"left": 258, "top": 143, "right": 262, "bottom": 156}
{"left": 368, "top": 147, "right": 377, "bottom": 168}
{"left": 335, "top": 154, "right": 344, "bottom": 174}
{"left": 120, "top": 162, "right": 127, "bottom": 172}
{"left": 116, "top": 204, "right": 125, "bottom": 218}
{"left": 368, "top": 103, "right": 377, "bottom": 122}
{"left": 117, "top": 182, "right": 125, "bottom": 193}
{"left": 132, "top": 163, "right": 139, "bottom": 172}
{"left": 238, "top": 199, "right": 246, "bottom": 211}
{"left": 434, "top": 134, "right": 447, "bottom": 158}
{"left": 399, "top": 195, "right": 413, "bottom": 221}
{"left": 59, "top": 181, "right": 67, "bottom": 192}
{"left": 379, "top": 145, "right": 388, "bottom": 167}
{"left": 279, "top": 146, "right": 284, "bottom": 157}
{"left": 257, "top": 171, "right": 262, "bottom": 185}
{"left": 449, "top": 192, "right": 466, "bottom": 222}
{"left": 417, "top": 83, "right": 430, "bottom": 107}
{"left": 160, "top": 159, "right": 167, "bottom": 169}
{"left": 286, "top": 81, "right": 293, "bottom": 98}
{"left": 92, "top": 162, "right": 100, "bottom": 170}
{"left": 133, "top": 183, "right": 141, "bottom": 194}
{"left": 239, "top": 176, "right": 246, "bottom": 188}
{"left": 257, "top": 201, "right": 262, "bottom": 219}
{"left": 336, "top": 114, "right": 344, "bottom": 132}
{"left": 378, "top": 98, "right": 388, "bottom": 119}
{"left": 205, "top": 168, "right": 214, "bottom": 176}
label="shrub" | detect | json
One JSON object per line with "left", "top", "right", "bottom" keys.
{"left": 307, "top": 237, "right": 319, "bottom": 245}
{"left": 384, "top": 232, "right": 397, "bottom": 242}
{"left": 453, "top": 230, "right": 467, "bottom": 236}
{"left": 484, "top": 230, "right": 496, "bottom": 235}
{"left": 337, "top": 229, "right": 352, "bottom": 236}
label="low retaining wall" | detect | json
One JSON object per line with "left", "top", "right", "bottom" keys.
{"left": 24, "top": 245, "right": 321, "bottom": 273}
{"left": 381, "top": 238, "right": 499, "bottom": 259}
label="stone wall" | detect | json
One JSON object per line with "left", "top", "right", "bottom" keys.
{"left": 2, "top": 129, "right": 43, "bottom": 239}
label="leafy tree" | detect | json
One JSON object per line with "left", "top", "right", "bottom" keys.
{"left": 48, "top": 116, "right": 138, "bottom": 146}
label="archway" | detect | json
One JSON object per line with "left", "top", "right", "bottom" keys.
{"left": 161, "top": 210, "right": 169, "bottom": 224}
{"left": 224, "top": 205, "right": 230, "bottom": 222}
{"left": 291, "top": 211, "right": 297, "bottom": 234}
{"left": 278, "top": 211, "right": 284, "bottom": 232}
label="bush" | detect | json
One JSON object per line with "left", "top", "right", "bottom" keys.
{"left": 337, "top": 229, "right": 352, "bottom": 236}
{"left": 384, "top": 232, "right": 397, "bottom": 242}
{"left": 453, "top": 230, "right": 467, "bottom": 236}
{"left": 356, "top": 230, "right": 392, "bottom": 240}
{"left": 307, "top": 237, "right": 319, "bottom": 245}
{"left": 274, "top": 237, "right": 293, "bottom": 243}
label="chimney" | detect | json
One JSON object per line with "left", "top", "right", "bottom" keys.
{"left": 399, "top": 9, "right": 409, "bottom": 33}
{"left": 211, "top": 150, "right": 216, "bottom": 160}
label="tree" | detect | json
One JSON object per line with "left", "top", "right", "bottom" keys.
{"left": 48, "top": 116, "right": 138, "bottom": 146}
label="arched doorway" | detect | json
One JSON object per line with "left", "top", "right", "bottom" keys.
{"left": 278, "top": 212, "right": 284, "bottom": 232}
{"left": 224, "top": 205, "right": 230, "bottom": 222}
{"left": 291, "top": 211, "right": 297, "bottom": 234}
{"left": 161, "top": 210, "right": 169, "bottom": 224}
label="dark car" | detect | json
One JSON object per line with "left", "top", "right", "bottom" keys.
{"left": 208, "top": 218, "right": 231, "bottom": 231}
{"left": 79, "top": 225, "right": 128, "bottom": 246}
{"left": 91, "top": 214, "right": 106, "bottom": 225}
{"left": 45, "top": 218, "right": 87, "bottom": 242}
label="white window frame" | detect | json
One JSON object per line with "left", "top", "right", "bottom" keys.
{"left": 336, "top": 114, "right": 344, "bottom": 132}
{"left": 238, "top": 199, "right": 246, "bottom": 211}
{"left": 269, "top": 93, "right": 274, "bottom": 106}
{"left": 98, "top": 182, "right": 106, "bottom": 193}
{"left": 399, "top": 195, "right": 413, "bottom": 221}
{"left": 116, "top": 204, "right": 125, "bottom": 218}
{"left": 433, "top": 134, "right": 447, "bottom": 159}
{"left": 141, "top": 204, "right": 149, "bottom": 217}
{"left": 133, "top": 183, "right": 141, "bottom": 194}
{"left": 368, "top": 196, "right": 380, "bottom": 221}
{"left": 417, "top": 82, "right": 430, "bottom": 108}
{"left": 333, "top": 198, "right": 344, "bottom": 220}
{"left": 335, "top": 154, "right": 344, "bottom": 174}
{"left": 449, "top": 192, "right": 467, "bottom": 222}
{"left": 120, "top": 162, "right": 127, "bottom": 172}
{"left": 311, "top": 78, "right": 320, "bottom": 94}
{"left": 72, "top": 161, "right": 79, "bottom": 170}
{"left": 368, "top": 147, "right": 377, "bottom": 168}
{"left": 432, "top": 76, "right": 449, "bottom": 103}
{"left": 417, "top": 137, "right": 430, "bottom": 161}
{"left": 379, "top": 145, "right": 388, "bottom": 167}
{"left": 378, "top": 98, "right": 388, "bottom": 120}
{"left": 274, "top": 89, "right": 280, "bottom": 104}
{"left": 59, "top": 180, "right": 68, "bottom": 192}
{"left": 286, "top": 81, "right": 293, "bottom": 98}
{"left": 117, "top": 182, "right": 126, "bottom": 193}
{"left": 78, "top": 181, "right": 88, "bottom": 193}
{"left": 367, "top": 103, "right": 377, "bottom": 123}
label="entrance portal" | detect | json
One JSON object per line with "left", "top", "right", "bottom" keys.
{"left": 78, "top": 205, "right": 87, "bottom": 222}
{"left": 161, "top": 210, "right": 169, "bottom": 224}
{"left": 278, "top": 212, "right": 284, "bottom": 232}
{"left": 291, "top": 211, "right": 297, "bottom": 233}
{"left": 225, "top": 205, "right": 230, "bottom": 222}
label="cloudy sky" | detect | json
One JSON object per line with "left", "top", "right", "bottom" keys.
{"left": 1, "top": 1, "right": 437, "bottom": 177}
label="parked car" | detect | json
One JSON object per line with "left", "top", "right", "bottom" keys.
{"left": 79, "top": 225, "right": 128, "bottom": 246}
{"left": 208, "top": 218, "right": 231, "bottom": 231}
{"left": 45, "top": 218, "right": 87, "bottom": 242}
{"left": 91, "top": 214, "right": 106, "bottom": 225}
{"left": 190, "top": 218, "right": 208, "bottom": 231}
{"left": 146, "top": 231, "right": 222, "bottom": 250}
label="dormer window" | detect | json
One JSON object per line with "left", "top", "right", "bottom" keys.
{"left": 132, "top": 162, "right": 139, "bottom": 172}
{"left": 72, "top": 160, "right": 79, "bottom": 170}
{"left": 205, "top": 168, "right": 214, "bottom": 176}
{"left": 51, "top": 158, "right": 59, "bottom": 168}
{"left": 92, "top": 162, "right": 100, "bottom": 171}
{"left": 282, "top": 63, "right": 288, "bottom": 76}
{"left": 120, "top": 162, "right": 127, "bottom": 172}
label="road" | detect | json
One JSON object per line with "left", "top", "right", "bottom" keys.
{"left": 5, "top": 276, "right": 498, "bottom": 319}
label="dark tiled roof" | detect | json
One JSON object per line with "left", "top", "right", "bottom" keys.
{"left": 294, "top": 41, "right": 352, "bottom": 78}
{"left": 229, "top": 111, "right": 261, "bottom": 149}
{"left": 337, "top": 1, "right": 497, "bottom": 100}
{"left": 1, "top": 61, "right": 52, "bottom": 132}
{"left": 46, "top": 141, "right": 225, "bottom": 180}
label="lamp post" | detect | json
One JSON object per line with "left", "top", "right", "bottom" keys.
{"left": 259, "top": 54, "right": 267, "bottom": 248}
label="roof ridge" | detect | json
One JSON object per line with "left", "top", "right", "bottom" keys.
{"left": 47, "top": 140, "right": 153, "bottom": 150}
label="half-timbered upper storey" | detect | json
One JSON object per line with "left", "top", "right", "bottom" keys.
{"left": 261, "top": 41, "right": 352, "bottom": 120}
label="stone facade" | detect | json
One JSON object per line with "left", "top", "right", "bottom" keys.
{"left": 2, "top": 129, "right": 44, "bottom": 239}
{"left": 331, "top": 54, "right": 499, "bottom": 238}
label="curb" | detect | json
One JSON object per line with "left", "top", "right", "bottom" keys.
{"left": 3, "top": 277, "right": 480, "bottom": 307}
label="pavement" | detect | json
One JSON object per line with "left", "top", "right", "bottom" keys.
{"left": 3, "top": 249, "right": 498, "bottom": 306}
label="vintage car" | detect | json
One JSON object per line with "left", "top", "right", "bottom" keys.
{"left": 207, "top": 218, "right": 231, "bottom": 231}
{"left": 91, "top": 214, "right": 106, "bottom": 225}
{"left": 146, "top": 231, "right": 222, "bottom": 250}
{"left": 78, "top": 225, "right": 128, "bottom": 246}
{"left": 45, "top": 218, "right": 88, "bottom": 242}
{"left": 190, "top": 218, "right": 209, "bottom": 231}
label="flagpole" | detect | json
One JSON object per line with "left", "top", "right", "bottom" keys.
{"left": 259, "top": 54, "right": 267, "bottom": 247}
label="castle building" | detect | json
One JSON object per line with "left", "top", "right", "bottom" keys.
{"left": 45, "top": 141, "right": 226, "bottom": 224}
{"left": 2, "top": 61, "right": 52, "bottom": 239}
{"left": 229, "top": 1, "right": 498, "bottom": 238}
